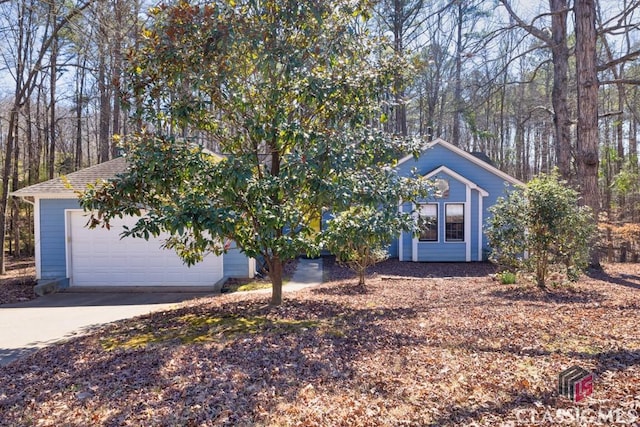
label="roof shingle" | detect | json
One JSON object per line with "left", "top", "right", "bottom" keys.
{"left": 11, "top": 157, "right": 128, "bottom": 197}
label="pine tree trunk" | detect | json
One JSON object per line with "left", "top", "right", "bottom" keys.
{"left": 98, "top": 51, "right": 111, "bottom": 163}
{"left": 549, "top": 0, "right": 572, "bottom": 179}
{"left": 574, "top": 0, "right": 601, "bottom": 267}
{"left": 452, "top": 2, "right": 463, "bottom": 146}
{"left": 75, "top": 56, "right": 87, "bottom": 169}
{"left": 48, "top": 34, "right": 57, "bottom": 179}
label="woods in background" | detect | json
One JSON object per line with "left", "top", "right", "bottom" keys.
{"left": 1, "top": 0, "right": 640, "bottom": 271}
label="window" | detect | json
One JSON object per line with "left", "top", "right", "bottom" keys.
{"left": 445, "top": 204, "right": 464, "bottom": 241}
{"left": 418, "top": 204, "right": 438, "bottom": 241}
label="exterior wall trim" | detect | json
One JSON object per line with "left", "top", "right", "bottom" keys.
{"left": 34, "top": 197, "right": 42, "bottom": 279}
{"left": 478, "top": 194, "right": 484, "bottom": 261}
{"left": 398, "top": 138, "right": 524, "bottom": 187}
{"left": 64, "top": 209, "right": 83, "bottom": 285}
{"left": 412, "top": 205, "right": 418, "bottom": 262}
{"left": 465, "top": 189, "right": 472, "bottom": 261}
{"left": 398, "top": 201, "right": 404, "bottom": 262}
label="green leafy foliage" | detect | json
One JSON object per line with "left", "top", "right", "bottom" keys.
{"left": 498, "top": 270, "right": 516, "bottom": 285}
{"left": 323, "top": 208, "right": 395, "bottom": 287}
{"left": 80, "top": 0, "right": 429, "bottom": 305}
{"left": 486, "top": 171, "right": 596, "bottom": 288}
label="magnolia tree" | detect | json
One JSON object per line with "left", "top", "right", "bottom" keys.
{"left": 486, "top": 172, "right": 596, "bottom": 288}
{"left": 80, "top": 0, "right": 429, "bottom": 305}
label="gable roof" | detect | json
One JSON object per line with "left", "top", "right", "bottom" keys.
{"left": 12, "top": 149, "right": 225, "bottom": 198}
{"left": 11, "top": 157, "right": 128, "bottom": 197}
{"left": 398, "top": 138, "right": 524, "bottom": 186}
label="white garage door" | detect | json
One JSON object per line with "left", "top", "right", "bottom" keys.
{"left": 67, "top": 211, "right": 223, "bottom": 287}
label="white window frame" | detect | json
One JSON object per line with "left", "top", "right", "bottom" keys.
{"left": 418, "top": 203, "right": 439, "bottom": 242}
{"left": 444, "top": 202, "right": 466, "bottom": 243}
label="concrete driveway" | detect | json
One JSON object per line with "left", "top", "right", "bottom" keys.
{"left": 0, "top": 291, "right": 212, "bottom": 367}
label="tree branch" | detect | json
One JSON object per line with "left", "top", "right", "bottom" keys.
{"left": 597, "top": 49, "right": 640, "bottom": 72}
{"left": 599, "top": 79, "right": 640, "bottom": 86}
{"left": 498, "top": 0, "right": 552, "bottom": 44}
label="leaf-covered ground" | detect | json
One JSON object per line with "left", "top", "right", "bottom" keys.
{"left": 1, "top": 258, "right": 639, "bottom": 426}
{"left": 0, "top": 257, "right": 36, "bottom": 305}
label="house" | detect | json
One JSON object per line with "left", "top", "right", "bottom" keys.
{"left": 11, "top": 157, "right": 255, "bottom": 292}
{"left": 391, "top": 138, "right": 523, "bottom": 262}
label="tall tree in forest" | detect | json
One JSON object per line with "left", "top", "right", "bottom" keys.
{"left": 48, "top": 1, "right": 59, "bottom": 179}
{"left": 574, "top": 0, "right": 600, "bottom": 266}
{"left": 97, "top": 11, "right": 111, "bottom": 163}
{"left": 500, "top": 0, "right": 572, "bottom": 179}
{"left": 447, "top": 0, "right": 490, "bottom": 147}
{"left": 0, "top": 0, "right": 91, "bottom": 275}
{"left": 451, "top": 0, "right": 464, "bottom": 146}
{"left": 412, "top": 2, "right": 457, "bottom": 140}
{"left": 375, "top": 0, "right": 426, "bottom": 136}
{"left": 80, "top": 0, "right": 429, "bottom": 305}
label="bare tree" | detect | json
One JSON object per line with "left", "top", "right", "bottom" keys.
{"left": 375, "top": 0, "right": 428, "bottom": 136}
{"left": 0, "top": 0, "right": 92, "bottom": 275}
{"left": 499, "top": 0, "right": 572, "bottom": 179}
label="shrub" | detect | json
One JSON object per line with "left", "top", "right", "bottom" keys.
{"left": 486, "top": 171, "right": 596, "bottom": 288}
{"left": 323, "top": 206, "right": 398, "bottom": 286}
{"left": 498, "top": 271, "right": 517, "bottom": 285}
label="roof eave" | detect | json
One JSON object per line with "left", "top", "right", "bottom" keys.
{"left": 397, "top": 138, "right": 524, "bottom": 186}
{"left": 10, "top": 191, "right": 77, "bottom": 199}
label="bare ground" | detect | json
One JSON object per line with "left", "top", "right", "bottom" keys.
{"left": 0, "top": 258, "right": 638, "bottom": 426}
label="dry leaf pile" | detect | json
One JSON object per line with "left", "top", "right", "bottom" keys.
{"left": 0, "top": 257, "right": 36, "bottom": 305}
{"left": 1, "top": 258, "right": 639, "bottom": 426}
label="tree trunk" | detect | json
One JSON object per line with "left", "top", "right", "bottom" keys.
{"left": 630, "top": 113, "right": 638, "bottom": 171}
{"left": 574, "top": 0, "right": 600, "bottom": 267}
{"left": 24, "top": 99, "right": 37, "bottom": 185}
{"left": 0, "top": 111, "right": 19, "bottom": 275}
{"left": 98, "top": 50, "right": 111, "bottom": 163}
{"left": 111, "top": 0, "right": 123, "bottom": 156}
{"left": 632, "top": 114, "right": 639, "bottom": 222}
{"left": 549, "top": 0, "right": 572, "bottom": 180}
{"left": 270, "top": 256, "right": 284, "bottom": 306}
{"left": 452, "top": 1, "right": 463, "bottom": 146}
{"left": 48, "top": 32, "right": 57, "bottom": 179}
{"left": 11, "top": 124, "right": 20, "bottom": 257}
{"left": 392, "top": 0, "right": 407, "bottom": 136}
{"left": 75, "top": 61, "right": 85, "bottom": 169}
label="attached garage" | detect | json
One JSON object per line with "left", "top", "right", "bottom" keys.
{"left": 66, "top": 211, "right": 223, "bottom": 287}
{"left": 11, "top": 157, "right": 253, "bottom": 292}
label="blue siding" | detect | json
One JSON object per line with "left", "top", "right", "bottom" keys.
{"left": 223, "top": 245, "right": 252, "bottom": 278}
{"left": 471, "top": 191, "right": 479, "bottom": 261}
{"left": 400, "top": 202, "right": 413, "bottom": 261}
{"left": 39, "top": 198, "right": 253, "bottom": 281}
{"left": 396, "top": 141, "right": 517, "bottom": 262}
{"left": 397, "top": 143, "right": 514, "bottom": 223}
{"left": 388, "top": 238, "right": 398, "bottom": 258}
{"left": 40, "top": 199, "right": 80, "bottom": 279}
{"left": 418, "top": 242, "right": 466, "bottom": 262}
